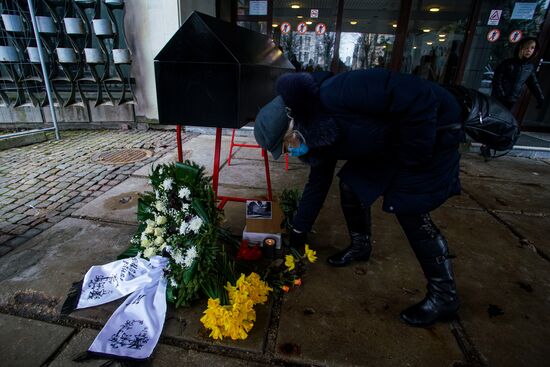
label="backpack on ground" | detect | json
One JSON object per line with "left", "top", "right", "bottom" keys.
{"left": 444, "top": 85, "right": 520, "bottom": 153}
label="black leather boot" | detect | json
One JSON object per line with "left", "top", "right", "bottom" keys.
{"left": 397, "top": 214, "right": 459, "bottom": 327}
{"left": 327, "top": 232, "right": 372, "bottom": 267}
{"left": 327, "top": 181, "right": 372, "bottom": 267}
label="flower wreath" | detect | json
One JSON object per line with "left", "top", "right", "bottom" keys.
{"left": 120, "top": 161, "right": 236, "bottom": 307}
{"left": 119, "top": 161, "right": 317, "bottom": 340}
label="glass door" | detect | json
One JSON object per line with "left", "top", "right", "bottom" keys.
{"left": 401, "top": 0, "right": 473, "bottom": 83}
{"left": 272, "top": 0, "right": 339, "bottom": 71}
{"left": 461, "top": 1, "right": 549, "bottom": 97}
{"left": 236, "top": 0, "right": 270, "bottom": 35}
{"left": 337, "top": 0, "right": 400, "bottom": 71}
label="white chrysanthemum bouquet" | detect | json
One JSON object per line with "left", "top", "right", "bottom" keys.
{"left": 121, "top": 162, "right": 235, "bottom": 307}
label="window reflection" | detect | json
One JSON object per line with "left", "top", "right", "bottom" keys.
{"left": 338, "top": 0, "right": 399, "bottom": 71}
{"left": 236, "top": 0, "right": 269, "bottom": 35}
{"left": 237, "top": 21, "right": 268, "bottom": 34}
{"left": 273, "top": 1, "right": 338, "bottom": 71}
{"left": 339, "top": 33, "right": 395, "bottom": 71}
{"left": 401, "top": 0, "right": 471, "bottom": 84}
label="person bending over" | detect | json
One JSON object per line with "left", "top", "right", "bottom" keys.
{"left": 254, "top": 69, "right": 463, "bottom": 327}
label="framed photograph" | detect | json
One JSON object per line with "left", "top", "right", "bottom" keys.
{"left": 246, "top": 200, "right": 272, "bottom": 219}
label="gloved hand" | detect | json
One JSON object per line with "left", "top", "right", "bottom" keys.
{"left": 289, "top": 228, "right": 307, "bottom": 251}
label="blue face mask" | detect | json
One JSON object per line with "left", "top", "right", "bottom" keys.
{"left": 287, "top": 143, "right": 309, "bottom": 157}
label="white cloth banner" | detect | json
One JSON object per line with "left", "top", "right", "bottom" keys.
{"left": 76, "top": 256, "right": 168, "bottom": 359}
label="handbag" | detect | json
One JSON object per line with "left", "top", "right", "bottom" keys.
{"left": 443, "top": 86, "right": 520, "bottom": 152}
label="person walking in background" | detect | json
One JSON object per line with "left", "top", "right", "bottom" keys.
{"left": 442, "top": 40, "right": 461, "bottom": 85}
{"left": 413, "top": 55, "right": 437, "bottom": 81}
{"left": 491, "top": 36, "right": 545, "bottom": 110}
{"left": 254, "top": 69, "right": 463, "bottom": 327}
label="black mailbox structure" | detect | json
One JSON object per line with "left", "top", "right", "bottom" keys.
{"left": 154, "top": 12, "right": 294, "bottom": 128}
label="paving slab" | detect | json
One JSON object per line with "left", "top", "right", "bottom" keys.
{"left": 441, "top": 191, "right": 483, "bottom": 210}
{"left": 218, "top": 156, "right": 310, "bottom": 190}
{"left": 72, "top": 177, "right": 150, "bottom": 224}
{"left": 275, "top": 183, "right": 465, "bottom": 366}
{"left": 162, "top": 298, "right": 272, "bottom": 354}
{"left": 0, "top": 313, "right": 74, "bottom": 367}
{"left": 430, "top": 209, "right": 550, "bottom": 367}
{"left": 0, "top": 218, "right": 135, "bottom": 316}
{"left": 153, "top": 344, "right": 267, "bottom": 366}
{"left": 461, "top": 178, "right": 550, "bottom": 215}
{"left": 50, "top": 328, "right": 267, "bottom": 366}
{"left": 460, "top": 153, "right": 550, "bottom": 184}
{"left": 132, "top": 134, "right": 248, "bottom": 177}
{"left": 491, "top": 212, "right": 550, "bottom": 262}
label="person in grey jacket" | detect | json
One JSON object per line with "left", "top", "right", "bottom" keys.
{"left": 492, "top": 36, "right": 545, "bottom": 110}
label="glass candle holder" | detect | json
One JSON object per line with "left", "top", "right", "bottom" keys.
{"left": 262, "top": 237, "right": 276, "bottom": 258}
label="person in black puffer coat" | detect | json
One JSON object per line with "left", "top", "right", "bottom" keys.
{"left": 254, "top": 69, "right": 464, "bottom": 328}
{"left": 492, "top": 36, "right": 545, "bottom": 110}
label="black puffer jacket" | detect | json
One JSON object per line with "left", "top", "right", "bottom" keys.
{"left": 492, "top": 39, "right": 544, "bottom": 106}
{"left": 276, "top": 70, "right": 463, "bottom": 233}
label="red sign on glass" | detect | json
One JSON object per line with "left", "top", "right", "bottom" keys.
{"left": 315, "top": 23, "right": 326, "bottom": 35}
{"left": 487, "top": 29, "right": 500, "bottom": 42}
{"left": 509, "top": 30, "right": 523, "bottom": 43}
{"left": 297, "top": 22, "right": 308, "bottom": 34}
{"left": 280, "top": 22, "right": 291, "bottom": 34}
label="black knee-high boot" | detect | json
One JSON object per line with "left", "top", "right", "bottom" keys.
{"left": 397, "top": 213, "right": 459, "bottom": 327}
{"left": 327, "top": 181, "right": 372, "bottom": 267}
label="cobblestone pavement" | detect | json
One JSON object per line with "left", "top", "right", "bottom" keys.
{"left": 0, "top": 129, "right": 196, "bottom": 256}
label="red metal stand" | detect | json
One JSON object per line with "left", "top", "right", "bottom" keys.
{"left": 176, "top": 125, "right": 183, "bottom": 162}
{"left": 176, "top": 126, "right": 273, "bottom": 209}
{"left": 227, "top": 128, "right": 289, "bottom": 170}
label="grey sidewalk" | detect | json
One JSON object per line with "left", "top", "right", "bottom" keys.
{"left": 1, "top": 130, "right": 549, "bottom": 366}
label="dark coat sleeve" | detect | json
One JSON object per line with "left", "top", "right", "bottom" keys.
{"left": 491, "top": 61, "right": 508, "bottom": 100}
{"left": 526, "top": 70, "right": 545, "bottom": 104}
{"left": 291, "top": 158, "right": 337, "bottom": 232}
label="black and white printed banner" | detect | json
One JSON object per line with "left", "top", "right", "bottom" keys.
{"left": 76, "top": 256, "right": 168, "bottom": 359}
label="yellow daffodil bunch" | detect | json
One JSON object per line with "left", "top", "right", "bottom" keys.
{"left": 284, "top": 244, "right": 317, "bottom": 272}
{"left": 277, "top": 243, "right": 317, "bottom": 292}
{"left": 200, "top": 272, "right": 272, "bottom": 340}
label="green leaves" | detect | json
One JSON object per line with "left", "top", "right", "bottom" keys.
{"left": 166, "top": 283, "right": 175, "bottom": 303}
{"left": 192, "top": 199, "right": 209, "bottom": 224}
{"left": 182, "top": 261, "right": 197, "bottom": 284}
{"left": 278, "top": 188, "right": 302, "bottom": 233}
{"left": 137, "top": 193, "right": 155, "bottom": 222}
{"left": 175, "top": 161, "right": 200, "bottom": 182}
{"left": 117, "top": 244, "right": 141, "bottom": 260}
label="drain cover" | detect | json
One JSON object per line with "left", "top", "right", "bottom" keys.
{"left": 93, "top": 149, "right": 152, "bottom": 165}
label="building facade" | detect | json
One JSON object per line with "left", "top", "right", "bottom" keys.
{"left": 1, "top": 0, "right": 548, "bottom": 131}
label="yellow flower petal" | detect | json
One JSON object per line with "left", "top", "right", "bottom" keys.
{"left": 285, "top": 255, "right": 296, "bottom": 270}
{"left": 305, "top": 244, "right": 317, "bottom": 263}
